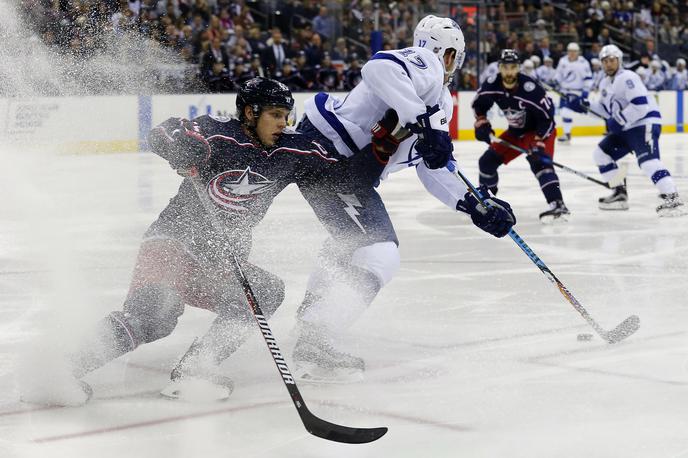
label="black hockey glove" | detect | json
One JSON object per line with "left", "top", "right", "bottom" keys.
{"left": 410, "top": 105, "right": 454, "bottom": 169}
{"left": 474, "top": 116, "right": 494, "bottom": 144}
{"left": 456, "top": 186, "right": 516, "bottom": 238}
{"left": 371, "top": 109, "right": 411, "bottom": 164}
{"left": 168, "top": 119, "right": 211, "bottom": 171}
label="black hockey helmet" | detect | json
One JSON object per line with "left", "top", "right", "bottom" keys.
{"left": 236, "top": 77, "right": 294, "bottom": 123}
{"left": 499, "top": 49, "right": 520, "bottom": 65}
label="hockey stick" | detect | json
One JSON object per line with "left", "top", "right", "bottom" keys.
{"left": 189, "top": 173, "right": 387, "bottom": 444}
{"left": 447, "top": 162, "right": 639, "bottom": 344}
{"left": 489, "top": 134, "right": 628, "bottom": 189}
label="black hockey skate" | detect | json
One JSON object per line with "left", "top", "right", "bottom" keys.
{"left": 539, "top": 200, "right": 570, "bottom": 223}
{"left": 656, "top": 193, "right": 686, "bottom": 217}
{"left": 598, "top": 185, "right": 629, "bottom": 210}
{"left": 293, "top": 323, "right": 364, "bottom": 383}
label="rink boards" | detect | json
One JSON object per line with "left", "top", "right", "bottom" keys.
{"left": 0, "top": 90, "right": 686, "bottom": 153}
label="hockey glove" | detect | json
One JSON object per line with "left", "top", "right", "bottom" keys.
{"left": 456, "top": 186, "right": 516, "bottom": 238}
{"left": 169, "top": 119, "right": 212, "bottom": 171}
{"left": 567, "top": 93, "right": 590, "bottom": 112}
{"left": 371, "top": 109, "right": 411, "bottom": 164}
{"left": 474, "top": 116, "right": 494, "bottom": 144}
{"left": 410, "top": 105, "right": 454, "bottom": 169}
{"left": 530, "top": 136, "right": 552, "bottom": 165}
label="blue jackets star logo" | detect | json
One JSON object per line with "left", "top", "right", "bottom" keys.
{"left": 207, "top": 167, "right": 276, "bottom": 212}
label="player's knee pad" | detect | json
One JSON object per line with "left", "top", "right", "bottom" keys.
{"left": 244, "top": 267, "right": 285, "bottom": 319}
{"left": 121, "top": 285, "right": 184, "bottom": 345}
{"left": 593, "top": 146, "right": 614, "bottom": 167}
{"left": 351, "top": 241, "right": 400, "bottom": 287}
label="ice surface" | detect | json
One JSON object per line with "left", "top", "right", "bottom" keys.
{"left": 1, "top": 136, "right": 687, "bottom": 458}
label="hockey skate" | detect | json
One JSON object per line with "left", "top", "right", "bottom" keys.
{"left": 292, "top": 323, "right": 364, "bottom": 383}
{"left": 599, "top": 185, "right": 629, "bottom": 210}
{"left": 539, "top": 200, "right": 570, "bottom": 223}
{"left": 656, "top": 193, "right": 686, "bottom": 217}
{"left": 557, "top": 133, "right": 571, "bottom": 144}
{"left": 18, "top": 357, "right": 92, "bottom": 407}
{"left": 160, "top": 338, "right": 234, "bottom": 402}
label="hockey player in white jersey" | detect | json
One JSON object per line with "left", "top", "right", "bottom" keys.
{"left": 480, "top": 60, "right": 500, "bottom": 84}
{"left": 555, "top": 42, "right": 593, "bottom": 144}
{"left": 590, "top": 58, "right": 604, "bottom": 91}
{"left": 586, "top": 44, "right": 685, "bottom": 216}
{"left": 645, "top": 60, "right": 667, "bottom": 91}
{"left": 293, "top": 15, "right": 516, "bottom": 381}
{"left": 535, "top": 56, "right": 557, "bottom": 87}
{"left": 521, "top": 59, "right": 536, "bottom": 79}
{"left": 669, "top": 58, "right": 687, "bottom": 90}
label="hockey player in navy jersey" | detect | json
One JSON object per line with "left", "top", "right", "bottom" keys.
{"left": 585, "top": 45, "right": 685, "bottom": 216}
{"left": 473, "top": 49, "right": 569, "bottom": 223}
{"left": 18, "top": 77, "right": 399, "bottom": 405}
{"left": 555, "top": 43, "right": 593, "bottom": 144}
{"left": 291, "top": 15, "right": 517, "bottom": 381}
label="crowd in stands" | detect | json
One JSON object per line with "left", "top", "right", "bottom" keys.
{"left": 18, "top": 0, "right": 688, "bottom": 93}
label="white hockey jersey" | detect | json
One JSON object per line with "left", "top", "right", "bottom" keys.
{"left": 590, "top": 68, "right": 661, "bottom": 131}
{"left": 591, "top": 69, "right": 604, "bottom": 91}
{"left": 669, "top": 69, "right": 688, "bottom": 90}
{"left": 479, "top": 62, "right": 499, "bottom": 84}
{"left": 644, "top": 69, "right": 666, "bottom": 91}
{"left": 303, "top": 46, "right": 466, "bottom": 210}
{"left": 555, "top": 56, "right": 593, "bottom": 94}
{"left": 535, "top": 65, "right": 557, "bottom": 87}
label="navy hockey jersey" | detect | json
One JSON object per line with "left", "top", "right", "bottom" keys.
{"left": 472, "top": 73, "right": 556, "bottom": 139}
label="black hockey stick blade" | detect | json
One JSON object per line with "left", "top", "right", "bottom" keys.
{"left": 603, "top": 314, "right": 640, "bottom": 344}
{"left": 301, "top": 409, "right": 388, "bottom": 444}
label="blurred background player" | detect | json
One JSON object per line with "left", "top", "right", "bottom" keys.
{"left": 585, "top": 45, "right": 685, "bottom": 216}
{"left": 555, "top": 43, "right": 593, "bottom": 144}
{"left": 669, "top": 58, "right": 688, "bottom": 90}
{"left": 521, "top": 59, "right": 536, "bottom": 79}
{"left": 536, "top": 56, "right": 557, "bottom": 88}
{"left": 473, "top": 49, "right": 568, "bottom": 223}
{"left": 590, "top": 58, "right": 604, "bottom": 91}
{"left": 293, "top": 15, "right": 516, "bottom": 382}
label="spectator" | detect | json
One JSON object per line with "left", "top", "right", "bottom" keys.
{"left": 316, "top": 53, "right": 340, "bottom": 90}
{"left": 201, "top": 37, "right": 230, "bottom": 76}
{"left": 261, "top": 27, "right": 290, "bottom": 78}
{"left": 205, "top": 61, "right": 233, "bottom": 92}
{"left": 278, "top": 59, "right": 310, "bottom": 91}
{"left": 304, "top": 32, "right": 325, "bottom": 67}
{"left": 343, "top": 57, "right": 363, "bottom": 90}
{"left": 312, "top": 6, "right": 335, "bottom": 42}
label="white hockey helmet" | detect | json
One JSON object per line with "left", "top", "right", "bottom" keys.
{"left": 414, "top": 15, "right": 466, "bottom": 76}
{"left": 677, "top": 58, "right": 686, "bottom": 67}
{"left": 522, "top": 59, "right": 534, "bottom": 69}
{"left": 567, "top": 42, "right": 580, "bottom": 52}
{"left": 591, "top": 57, "right": 601, "bottom": 67}
{"left": 599, "top": 44, "right": 623, "bottom": 62}
{"left": 530, "top": 55, "right": 541, "bottom": 66}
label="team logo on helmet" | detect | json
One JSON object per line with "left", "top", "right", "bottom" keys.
{"left": 207, "top": 167, "right": 276, "bottom": 212}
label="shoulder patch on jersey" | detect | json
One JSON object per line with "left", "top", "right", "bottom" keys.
{"left": 524, "top": 81, "right": 536, "bottom": 92}
{"left": 487, "top": 74, "right": 497, "bottom": 84}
